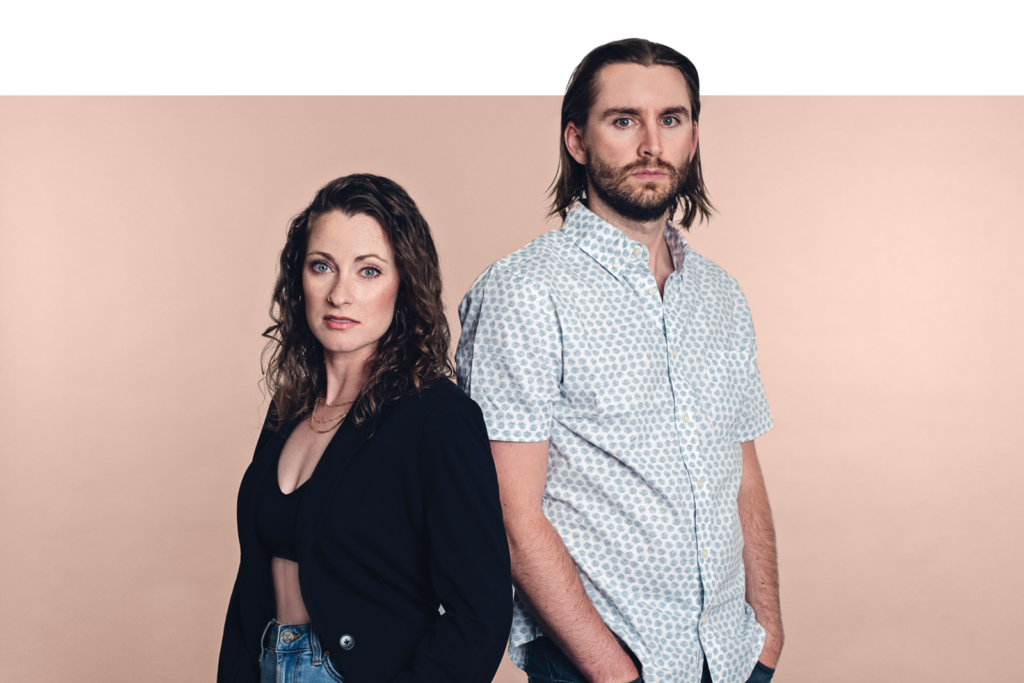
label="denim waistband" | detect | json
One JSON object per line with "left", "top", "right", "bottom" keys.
{"left": 260, "top": 620, "right": 325, "bottom": 659}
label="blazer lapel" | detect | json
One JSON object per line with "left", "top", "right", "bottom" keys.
{"left": 236, "top": 417, "right": 294, "bottom": 648}
{"left": 296, "top": 416, "right": 371, "bottom": 557}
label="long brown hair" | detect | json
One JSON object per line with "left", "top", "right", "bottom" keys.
{"left": 549, "top": 38, "right": 714, "bottom": 230}
{"left": 262, "top": 174, "right": 453, "bottom": 431}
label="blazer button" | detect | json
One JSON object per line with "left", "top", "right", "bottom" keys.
{"left": 339, "top": 634, "right": 354, "bottom": 650}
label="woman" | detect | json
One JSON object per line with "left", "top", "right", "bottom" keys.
{"left": 217, "top": 174, "right": 512, "bottom": 683}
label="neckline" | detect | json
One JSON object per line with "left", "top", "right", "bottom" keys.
{"left": 273, "top": 415, "right": 317, "bottom": 496}
{"left": 278, "top": 477, "right": 308, "bottom": 497}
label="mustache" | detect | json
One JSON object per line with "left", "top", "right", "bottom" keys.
{"left": 621, "top": 158, "right": 678, "bottom": 176}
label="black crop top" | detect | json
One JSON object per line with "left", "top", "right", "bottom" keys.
{"left": 253, "top": 438, "right": 306, "bottom": 562}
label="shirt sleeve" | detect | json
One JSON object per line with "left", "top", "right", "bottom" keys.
{"left": 733, "top": 283, "right": 773, "bottom": 443}
{"left": 456, "top": 263, "right": 562, "bottom": 443}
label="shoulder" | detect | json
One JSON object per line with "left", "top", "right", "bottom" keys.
{"left": 468, "top": 229, "right": 573, "bottom": 292}
{"left": 381, "top": 380, "right": 490, "bottom": 460}
{"left": 389, "top": 378, "right": 483, "bottom": 423}
{"left": 686, "top": 249, "right": 749, "bottom": 307}
{"left": 251, "top": 401, "right": 284, "bottom": 459}
{"left": 459, "top": 232, "right": 572, "bottom": 332}
{"left": 418, "top": 377, "right": 474, "bottom": 408}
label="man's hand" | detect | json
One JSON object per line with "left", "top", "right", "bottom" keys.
{"left": 492, "top": 440, "right": 639, "bottom": 683}
{"left": 738, "top": 440, "right": 784, "bottom": 668}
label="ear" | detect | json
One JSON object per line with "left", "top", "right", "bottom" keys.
{"left": 564, "top": 121, "right": 588, "bottom": 166}
{"left": 689, "top": 121, "right": 700, "bottom": 163}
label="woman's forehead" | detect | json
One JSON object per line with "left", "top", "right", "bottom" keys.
{"left": 307, "top": 211, "right": 393, "bottom": 259}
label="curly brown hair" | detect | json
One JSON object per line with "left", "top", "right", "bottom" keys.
{"left": 549, "top": 38, "right": 714, "bottom": 230}
{"left": 262, "top": 174, "right": 453, "bottom": 431}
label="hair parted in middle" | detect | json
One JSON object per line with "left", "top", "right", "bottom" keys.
{"left": 262, "top": 173, "right": 454, "bottom": 431}
{"left": 549, "top": 37, "right": 714, "bottom": 230}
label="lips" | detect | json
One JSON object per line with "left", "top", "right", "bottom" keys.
{"left": 324, "top": 316, "right": 359, "bottom": 330}
{"left": 631, "top": 170, "right": 667, "bottom": 181}
{"left": 626, "top": 160, "right": 675, "bottom": 183}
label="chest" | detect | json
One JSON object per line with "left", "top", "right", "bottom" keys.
{"left": 242, "top": 415, "right": 429, "bottom": 560}
{"left": 277, "top": 419, "right": 334, "bottom": 494}
{"left": 551, "top": 266, "right": 749, "bottom": 435}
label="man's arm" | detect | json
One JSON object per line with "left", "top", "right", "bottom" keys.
{"left": 492, "top": 440, "right": 639, "bottom": 683}
{"left": 738, "top": 440, "right": 784, "bottom": 668}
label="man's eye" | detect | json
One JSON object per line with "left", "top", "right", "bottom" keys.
{"left": 662, "top": 116, "right": 679, "bottom": 125}
{"left": 614, "top": 118, "right": 632, "bottom": 127}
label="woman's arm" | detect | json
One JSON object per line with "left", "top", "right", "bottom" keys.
{"left": 391, "top": 395, "right": 513, "bottom": 683}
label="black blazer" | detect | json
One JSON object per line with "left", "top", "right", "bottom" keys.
{"left": 217, "top": 379, "right": 512, "bottom": 683}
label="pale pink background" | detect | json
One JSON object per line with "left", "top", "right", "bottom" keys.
{"left": 1, "top": 97, "right": 1021, "bottom": 682}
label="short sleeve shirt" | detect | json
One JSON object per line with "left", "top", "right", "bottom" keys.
{"left": 456, "top": 205, "right": 773, "bottom": 683}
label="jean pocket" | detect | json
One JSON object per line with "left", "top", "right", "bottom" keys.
{"left": 523, "top": 638, "right": 552, "bottom": 682}
{"left": 321, "top": 653, "right": 345, "bottom": 683}
{"left": 746, "top": 660, "right": 775, "bottom": 683}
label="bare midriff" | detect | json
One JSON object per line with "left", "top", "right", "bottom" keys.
{"left": 272, "top": 557, "right": 312, "bottom": 624}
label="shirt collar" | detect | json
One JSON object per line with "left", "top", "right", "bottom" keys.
{"left": 563, "top": 203, "right": 689, "bottom": 275}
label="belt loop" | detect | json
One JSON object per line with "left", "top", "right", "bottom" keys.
{"left": 259, "top": 619, "right": 276, "bottom": 660}
{"left": 310, "top": 624, "right": 323, "bottom": 664}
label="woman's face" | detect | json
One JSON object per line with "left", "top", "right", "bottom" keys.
{"left": 303, "top": 211, "right": 400, "bottom": 363}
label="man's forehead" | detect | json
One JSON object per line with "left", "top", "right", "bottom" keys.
{"left": 591, "top": 63, "right": 692, "bottom": 116}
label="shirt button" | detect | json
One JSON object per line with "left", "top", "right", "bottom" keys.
{"left": 700, "top": 616, "right": 707, "bottom": 627}
{"left": 681, "top": 413, "right": 690, "bottom": 424}
{"left": 339, "top": 634, "right": 355, "bottom": 650}
{"left": 647, "top": 286, "right": 657, "bottom": 296}
{"left": 671, "top": 348, "right": 678, "bottom": 359}
{"left": 702, "top": 549, "right": 709, "bottom": 559}
{"left": 697, "top": 478, "right": 704, "bottom": 489}
{"left": 632, "top": 246, "right": 642, "bottom": 257}
{"left": 612, "top": 262, "right": 620, "bottom": 270}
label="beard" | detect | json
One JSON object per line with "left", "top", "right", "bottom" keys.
{"left": 586, "top": 155, "right": 689, "bottom": 223}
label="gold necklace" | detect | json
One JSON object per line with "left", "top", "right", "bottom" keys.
{"left": 309, "top": 398, "right": 349, "bottom": 434}
{"left": 313, "top": 396, "right": 353, "bottom": 422}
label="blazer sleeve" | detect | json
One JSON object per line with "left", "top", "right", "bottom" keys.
{"left": 216, "top": 573, "right": 259, "bottom": 683}
{"left": 217, "top": 405, "right": 278, "bottom": 683}
{"left": 391, "top": 395, "right": 513, "bottom": 683}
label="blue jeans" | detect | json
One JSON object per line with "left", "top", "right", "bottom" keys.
{"left": 525, "top": 636, "right": 775, "bottom": 683}
{"left": 259, "top": 620, "right": 345, "bottom": 683}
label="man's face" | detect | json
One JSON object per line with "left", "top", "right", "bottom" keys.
{"left": 567, "top": 63, "right": 699, "bottom": 223}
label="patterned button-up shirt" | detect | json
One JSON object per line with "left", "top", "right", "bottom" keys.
{"left": 456, "top": 204, "right": 773, "bottom": 683}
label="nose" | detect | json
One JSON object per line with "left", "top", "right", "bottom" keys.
{"left": 328, "top": 274, "right": 352, "bottom": 307}
{"left": 639, "top": 121, "right": 663, "bottom": 158}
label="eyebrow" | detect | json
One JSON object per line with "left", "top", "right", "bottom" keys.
{"left": 355, "top": 253, "right": 389, "bottom": 264}
{"left": 600, "top": 105, "right": 692, "bottom": 120}
{"left": 307, "top": 251, "right": 390, "bottom": 264}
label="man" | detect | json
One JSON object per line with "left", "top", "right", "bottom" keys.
{"left": 456, "top": 38, "right": 783, "bottom": 683}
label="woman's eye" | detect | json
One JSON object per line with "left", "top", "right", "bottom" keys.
{"left": 360, "top": 267, "right": 381, "bottom": 278}
{"left": 313, "top": 262, "right": 331, "bottom": 273}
